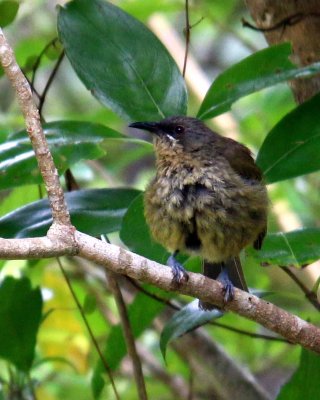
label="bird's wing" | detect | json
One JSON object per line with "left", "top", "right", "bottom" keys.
{"left": 222, "top": 138, "right": 262, "bottom": 181}
{"left": 221, "top": 137, "right": 267, "bottom": 249}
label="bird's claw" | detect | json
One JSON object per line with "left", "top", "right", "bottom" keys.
{"left": 217, "top": 266, "right": 235, "bottom": 303}
{"left": 167, "top": 254, "right": 189, "bottom": 285}
{"left": 222, "top": 281, "right": 234, "bottom": 303}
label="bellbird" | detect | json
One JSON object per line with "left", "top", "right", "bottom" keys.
{"left": 129, "top": 116, "right": 268, "bottom": 309}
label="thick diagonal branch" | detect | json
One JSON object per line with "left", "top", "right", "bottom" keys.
{"left": 0, "top": 28, "right": 71, "bottom": 228}
{"left": 0, "top": 231, "right": 319, "bottom": 354}
{"left": 76, "top": 231, "right": 320, "bottom": 354}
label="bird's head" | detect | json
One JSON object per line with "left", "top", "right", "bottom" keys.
{"left": 129, "top": 116, "right": 217, "bottom": 157}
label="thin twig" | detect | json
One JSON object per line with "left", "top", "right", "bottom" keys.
{"left": 31, "top": 37, "right": 59, "bottom": 85}
{"left": 27, "top": 373, "right": 37, "bottom": 400}
{"left": 23, "top": 74, "right": 41, "bottom": 100}
{"left": 126, "top": 277, "right": 180, "bottom": 310}
{"left": 38, "top": 51, "right": 65, "bottom": 116}
{"left": 182, "top": 0, "right": 190, "bottom": 77}
{"left": 211, "top": 321, "right": 289, "bottom": 343}
{"left": 281, "top": 266, "right": 320, "bottom": 311}
{"left": 65, "top": 168, "right": 80, "bottom": 191}
{"left": 56, "top": 258, "right": 121, "bottom": 400}
{"left": 107, "top": 271, "right": 148, "bottom": 400}
{"left": 127, "top": 277, "right": 289, "bottom": 342}
{"left": 102, "top": 236, "right": 148, "bottom": 400}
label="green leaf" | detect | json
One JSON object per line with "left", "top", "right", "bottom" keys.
{"left": 277, "top": 348, "right": 320, "bottom": 400}
{"left": 250, "top": 229, "right": 320, "bottom": 267}
{"left": 57, "top": 0, "right": 187, "bottom": 121}
{"left": 197, "top": 43, "right": 320, "bottom": 119}
{"left": 257, "top": 93, "right": 320, "bottom": 183}
{"left": 92, "top": 289, "right": 168, "bottom": 398}
{"left": 0, "top": 121, "right": 124, "bottom": 189}
{"left": 83, "top": 294, "right": 97, "bottom": 315}
{"left": 0, "top": 188, "right": 141, "bottom": 238}
{"left": 160, "top": 300, "right": 223, "bottom": 360}
{"left": 0, "top": 1, "right": 19, "bottom": 28}
{"left": 120, "top": 193, "right": 169, "bottom": 263}
{"left": 0, "top": 277, "right": 42, "bottom": 372}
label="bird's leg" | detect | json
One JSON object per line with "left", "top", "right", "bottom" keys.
{"left": 217, "top": 263, "right": 235, "bottom": 303}
{"left": 167, "top": 251, "right": 189, "bottom": 284}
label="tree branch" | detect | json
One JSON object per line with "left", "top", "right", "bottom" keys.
{"left": 244, "top": 0, "right": 320, "bottom": 103}
{"left": 0, "top": 230, "right": 319, "bottom": 353}
{"left": 0, "top": 236, "right": 76, "bottom": 258}
{"left": 75, "top": 231, "right": 320, "bottom": 354}
{"left": 281, "top": 266, "right": 320, "bottom": 311}
{"left": 0, "top": 24, "right": 319, "bottom": 359}
{"left": 0, "top": 28, "right": 72, "bottom": 229}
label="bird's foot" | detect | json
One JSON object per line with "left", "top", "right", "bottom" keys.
{"left": 167, "top": 253, "right": 189, "bottom": 285}
{"left": 217, "top": 267, "right": 235, "bottom": 303}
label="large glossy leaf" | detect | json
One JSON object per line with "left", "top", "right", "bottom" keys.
{"left": 197, "top": 43, "right": 320, "bottom": 119}
{"left": 0, "top": 121, "right": 124, "bottom": 189}
{"left": 0, "top": 277, "right": 42, "bottom": 372}
{"left": 120, "top": 193, "right": 169, "bottom": 263}
{"left": 160, "top": 300, "right": 223, "bottom": 360}
{"left": 257, "top": 93, "right": 320, "bottom": 183}
{"left": 57, "top": 0, "right": 187, "bottom": 121}
{"left": 0, "top": 188, "right": 141, "bottom": 238}
{"left": 277, "top": 348, "right": 320, "bottom": 400}
{"left": 250, "top": 229, "right": 320, "bottom": 267}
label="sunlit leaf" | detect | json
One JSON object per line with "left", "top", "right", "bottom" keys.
{"left": 0, "top": 121, "right": 124, "bottom": 189}
{"left": 197, "top": 43, "right": 320, "bottom": 119}
{"left": 0, "top": 277, "right": 42, "bottom": 372}
{"left": 0, "top": 188, "right": 141, "bottom": 238}
{"left": 58, "top": 0, "right": 187, "bottom": 121}
{"left": 250, "top": 229, "right": 320, "bottom": 267}
{"left": 257, "top": 93, "right": 320, "bottom": 182}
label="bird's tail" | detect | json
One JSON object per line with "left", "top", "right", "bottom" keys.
{"left": 199, "top": 256, "right": 248, "bottom": 310}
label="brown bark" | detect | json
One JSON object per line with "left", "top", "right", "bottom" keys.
{"left": 0, "top": 29, "right": 73, "bottom": 233}
{"left": 245, "top": 0, "right": 320, "bottom": 103}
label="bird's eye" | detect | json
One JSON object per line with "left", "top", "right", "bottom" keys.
{"left": 174, "top": 125, "right": 184, "bottom": 134}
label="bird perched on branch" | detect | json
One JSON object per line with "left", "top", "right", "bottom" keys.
{"left": 129, "top": 116, "right": 268, "bottom": 309}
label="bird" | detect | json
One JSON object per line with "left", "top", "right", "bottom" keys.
{"left": 129, "top": 116, "right": 268, "bottom": 309}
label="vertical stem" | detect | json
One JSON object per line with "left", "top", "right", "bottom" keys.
{"left": 107, "top": 272, "right": 148, "bottom": 400}
{"left": 57, "top": 258, "right": 121, "bottom": 400}
{"left": 182, "top": 0, "right": 190, "bottom": 77}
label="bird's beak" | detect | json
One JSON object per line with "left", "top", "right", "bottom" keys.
{"left": 129, "top": 121, "right": 160, "bottom": 134}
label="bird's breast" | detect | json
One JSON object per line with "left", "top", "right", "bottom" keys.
{"left": 144, "top": 163, "right": 268, "bottom": 259}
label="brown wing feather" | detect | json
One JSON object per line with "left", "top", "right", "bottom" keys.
{"left": 221, "top": 138, "right": 262, "bottom": 181}
{"left": 220, "top": 137, "right": 267, "bottom": 249}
